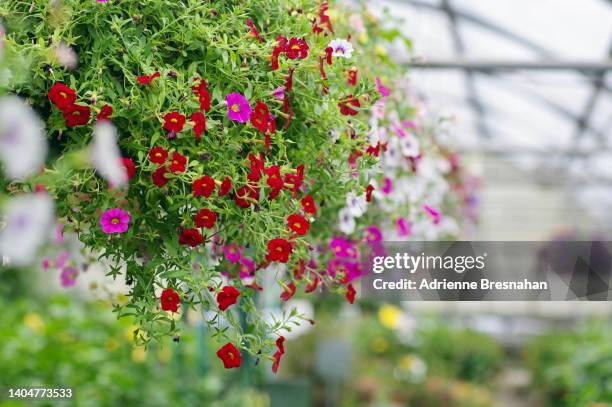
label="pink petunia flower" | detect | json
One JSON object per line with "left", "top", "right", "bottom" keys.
{"left": 397, "top": 217, "right": 412, "bottom": 237}
{"left": 364, "top": 225, "right": 383, "bottom": 244}
{"left": 224, "top": 243, "right": 244, "bottom": 264}
{"left": 272, "top": 86, "right": 285, "bottom": 100}
{"left": 375, "top": 77, "right": 390, "bottom": 98}
{"left": 226, "top": 93, "right": 252, "bottom": 123}
{"left": 423, "top": 204, "right": 441, "bottom": 225}
{"left": 99, "top": 208, "right": 130, "bottom": 234}
{"left": 60, "top": 266, "right": 78, "bottom": 287}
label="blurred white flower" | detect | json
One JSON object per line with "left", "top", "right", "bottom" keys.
{"left": 345, "top": 191, "right": 367, "bottom": 217}
{"left": 0, "top": 194, "right": 54, "bottom": 265}
{"left": 328, "top": 39, "right": 354, "bottom": 59}
{"left": 54, "top": 41, "right": 78, "bottom": 71}
{"left": 348, "top": 14, "right": 366, "bottom": 34}
{"left": 338, "top": 207, "right": 356, "bottom": 234}
{"left": 382, "top": 137, "right": 401, "bottom": 169}
{"left": 399, "top": 133, "right": 420, "bottom": 158}
{"left": 90, "top": 121, "right": 127, "bottom": 187}
{"left": 0, "top": 96, "right": 47, "bottom": 180}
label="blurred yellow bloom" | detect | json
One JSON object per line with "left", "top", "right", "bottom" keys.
{"left": 398, "top": 354, "right": 415, "bottom": 370}
{"left": 371, "top": 336, "right": 389, "bottom": 353}
{"left": 105, "top": 338, "right": 119, "bottom": 352}
{"left": 131, "top": 346, "right": 147, "bottom": 363}
{"left": 23, "top": 312, "right": 45, "bottom": 333}
{"left": 378, "top": 304, "right": 401, "bottom": 329}
{"left": 157, "top": 346, "right": 171, "bottom": 363}
{"left": 125, "top": 325, "right": 138, "bottom": 342}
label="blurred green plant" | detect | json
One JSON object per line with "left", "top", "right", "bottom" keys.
{"left": 0, "top": 295, "right": 268, "bottom": 407}
{"left": 525, "top": 323, "right": 612, "bottom": 407}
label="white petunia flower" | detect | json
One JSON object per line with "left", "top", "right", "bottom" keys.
{"left": 0, "top": 96, "right": 47, "bottom": 180}
{"left": 338, "top": 207, "right": 356, "bottom": 234}
{"left": 54, "top": 41, "right": 78, "bottom": 71}
{"left": 345, "top": 191, "right": 367, "bottom": 217}
{"left": 399, "top": 133, "right": 420, "bottom": 158}
{"left": 90, "top": 121, "right": 127, "bottom": 187}
{"left": 328, "top": 39, "right": 354, "bottom": 59}
{"left": 0, "top": 194, "right": 54, "bottom": 265}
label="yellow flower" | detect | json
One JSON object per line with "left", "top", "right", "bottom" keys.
{"left": 378, "top": 304, "right": 401, "bottom": 329}
{"left": 23, "top": 313, "right": 45, "bottom": 334}
{"left": 131, "top": 346, "right": 147, "bottom": 363}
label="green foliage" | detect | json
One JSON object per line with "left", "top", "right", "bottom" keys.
{"left": 525, "top": 323, "right": 612, "bottom": 406}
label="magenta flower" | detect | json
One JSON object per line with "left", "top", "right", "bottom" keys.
{"left": 382, "top": 177, "right": 393, "bottom": 195}
{"left": 239, "top": 257, "right": 255, "bottom": 279}
{"left": 60, "top": 266, "right": 78, "bottom": 287}
{"left": 99, "top": 208, "right": 130, "bottom": 234}
{"left": 224, "top": 243, "right": 243, "bottom": 264}
{"left": 375, "top": 77, "right": 390, "bottom": 97}
{"left": 423, "top": 204, "right": 441, "bottom": 225}
{"left": 329, "top": 237, "right": 358, "bottom": 259}
{"left": 56, "top": 250, "right": 70, "bottom": 268}
{"left": 226, "top": 92, "right": 252, "bottom": 123}
{"left": 397, "top": 217, "right": 412, "bottom": 237}
{"left": 364, "top": 225, "right": 383, "bottom": 244}
{"left": 272, "top": 86, "right": 285, "bottom": 100}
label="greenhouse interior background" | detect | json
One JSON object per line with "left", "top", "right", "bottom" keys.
{"left": 1, "top": 0, "right": 612, "bottom": 406}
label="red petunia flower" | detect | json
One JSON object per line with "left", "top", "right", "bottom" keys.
{"left": 160, "top": 288, "right": 180, "bottom": 312}
{"left": 163, "top": 112, "right": 186, "bottom": 133}
{"left": 338, "top": 96, "right": 361, "bottom": 116}
{"left": 365, "top": 184, "right": 375, "bottom": 202}
{"left": 285, "top": 68, "right": 295, "bottom": 92}
{"left": 152, "top": 166, "right": 170, "bottom": 187}
{"left": 169, "top": 151, "right": 187, "bottom": 174}
{"left": 137, "top": 71, "right": 160, "bottom": 85}
{"left": 271, "top": 35, "right": 289, "bottom": 71}
{"left": 301, "top": 195, "right": 317, "bottom": 215}
{"left": 346, "top": 283, "right": 356, "bottom": 304}
{"left": 121, "top": 157, "right": 136, "bottom": 180}
{"left": 148, "top": 146, "right": 168, "bottom": 164}
{"left": 325, "top": 46, "right": 333, "bottom": 65}
{"left": 234, "top": 184, "right": 259, "bottom": 208}
{"left": 319, "top": 56, "right": 328, "bottom": 80}
{"left": 319, "top": 1, "right": 334, "bottom": 33}
{"left": 305, "top": 275, "right": 319, "bottom": 293}
{"left": 63, "top": 104, "right": 91, "bottom": 127}
{"left": 271, "top": 336, "right": 286, "bottom": 374}
{"left": 48, "top": 83, "right": 77, "bottom": 110}
{"left": 247, "top": 153, "right": 265, "bottom": 182}
{"left": 216, "top": 285, "right": 240, "bottom": 311}
{"left": 285, "top": 37, "right": 309, "bottom": 59}
{"left": 284, "top": 164, "right": 305, "bottom": 198}
{"left": 219, "top": 176, "right": 232, "bottom": 197}
{"left": 191, "top": 111, "right": 206, "bottom": 139}
{"left": 96, "top": 104, "right": 113, "bottom": 122}
{"left": 250, "top": 101, "right": 272, "bottom": 133}
{"left": 246, "top": 18, "right": 263, "bottom": 43}
{"left": 265, "top": 165, "right": 284, "bottom": 189}
{"left": 287, "top": 214, "right": 309, "bottom": 236}
{"left": 266, "top": 238, "right": 293, "bottom": 263}
{"left": 216, "top": 343, "right": 241, "bottom": 369}
{"left": 192, "top": 78, "right": 211, "bottom": 111}
{"left": 280, "top": 282, "right": 296, "bottom": 301}
{"left": 179, "top": 228, "right": 204, "bottom": 247}
{"left": 194, "top": 208, "right": 217, "bottom": 229}
{"left": 348, "top": 66, "right": 358, "bottom": 86}
{"left": 192, "top": 175, "right": 216, "bottom": 198}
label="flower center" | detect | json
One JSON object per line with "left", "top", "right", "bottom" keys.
{"left": 155, "top": 152, "right": 162, "bottom": 157}
{"left": 73, "top": 111, "right": 81, "bottom": 116}
{"left": 293, "top": 222, "right": 301, "bottom": 228}
{"left": 276, "top": 246, "right": 283, "bottom": 252}
{"left": 60, "top": 91, "right": 67, "bottom": 98}
{"left": 336, "top": 46, "right": 345, "bottom": 53}
{"left": 171, "top": 118, "right": 178, "bottom": 123}
{"left": 291, "top": 44, "right": 300, "bottom": 50}
{"left": 228, "top": 352, "right": 235, "bottom": 360}
{"left": 231, "top": 104, "right": 240, "bottom": 112}
{"left": 111, "top": 218, "right": 120, "bottom": 224}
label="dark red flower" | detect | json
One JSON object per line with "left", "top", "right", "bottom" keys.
{"left": 285, "top": 37, "right": 309, "bottom": 59}
{"left": 250, "top": 101, "right": 271, "bottom": 133}
{"left": 216, "top": 285, "right": 240, "bottom": 311}
{"left": 48, "top": 83, "right": 77, "bottom": 110}
{"left": 192, "top": 175, "right": 216, "bottom": 198}
{"left": 265, "top": 165, "right": 284, "bottom": 189}
{"left": 121, "top": 157, "right": 136, "bottom": 180}
{"left": 246, "top": 18, "right": 263, "bottom": 43}
{"left": 365, "top": 184, "right": 375, "bottom": 202}
{"left": 169, "top": 152, "right": 187, "bottom": 174}
{"left": 325, "top": 47, "right": 333, "bottom": 65}
{"left": 137, "top": 71, "right": 160, "bottom": 85}
{"left": 247, "top": 153, "right": 265, "bottom": 182}
{"left": 63, "top": 104, "right": 90, "bottom": 127}
{"left": 346, "top": 283, "right": 356, "bottom": 304}
{"left": 160, "top": 288, "right": 180, "bottom": 312}
{"left": 284, "top": 164, "right": 305, "bottom": 198}
{"left": 305, "top": 275, "right": 319, "bottom": 293}
{"left": 319, "top": 1, "right": 334, "bottom": 33}
{"left": 301, "top": 195, "right": 317, "bottom": 215}
{"left": 272, "top": 336, "right": 286, "bottom": 373}
{"left": 287, "top": 214, "right": 309, "bottom": 236}
{"left": 191, "top": 111, "right": 206, "bottom": 139}
{"left": 348, "top": 66, "right": 358, "bottom": 86}
{"left": 234, "top": 184, "right": 259, "bottom": 208}
{"left": 266, "top": 238, "right": 293, "bottom": 263}
{"left": 179, "top": 228, "right": 204, "bottom": 247}
{"left": 294, "top": 260, "right": 306, "bottom": 280}
{"left": 285, "top": 68, "right": 295, "bottom": 92}
{"left": 319, "top": 56, "right": 327, "bottom": 80}
{"left": 271, "top": 35, "right": 289, "bottom": 70}
{"left": 194, "top": 208, "right": 217, "bottom": 229}
{"left": 163, "top": 112, "right": 186, "bottom": 133}
{"left": 280, "top": 282, "right": 296, "bottom": 301}
{"left": 216, "top": 343, "right": 241, "bottom": 369}
{"left": 152, "top": 166, "right": 170, "bottom": 187}
{"left": 148, "top": 146, "right": 168, "bottom": 164}
{"left": 192, "top": 79, "right": 211, "bottom": 111}
{"left": 338, "top": 96, "right": 360, "bottom": 116}
{"left": 96, "top": 104, "right": 113, "bottom": 121}
{"left": 219, "top": 176, "right": 232, "bottom": 197}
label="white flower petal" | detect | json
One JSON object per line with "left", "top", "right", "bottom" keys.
{"left": 90, "top": 121, "right": 127, "bottom": 187}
